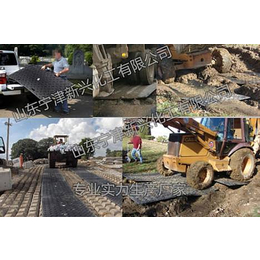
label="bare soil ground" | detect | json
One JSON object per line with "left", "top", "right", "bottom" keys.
{"left": 123, "top": 162, "right": 260, "bottom": 217}
{"left": 157, "top": 45, "right": 260, "bottom": 117}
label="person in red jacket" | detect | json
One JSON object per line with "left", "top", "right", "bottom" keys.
{"left": 128, "top": 133, "right": 143, "bottom": 163}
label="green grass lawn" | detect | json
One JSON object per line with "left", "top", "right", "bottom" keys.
{"left": 123, "top": 138, "right": 167, "bottom": 174}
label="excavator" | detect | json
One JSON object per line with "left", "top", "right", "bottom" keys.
{"left": 93, "top": 44, "right": 232, "bottom": 97}
{"left": 157, "top": 118, "right": 259, "bottom": 190}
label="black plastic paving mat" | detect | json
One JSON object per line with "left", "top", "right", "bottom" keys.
{"left": 9, "top": 65, "right": 73, "bottom": 99}
{"left": 124, "top": 173, "right": 216, "bottom": 205}
{"left": 123, "top": 172, "right": 184, "bottom": 183}
{"left": 41, "top": 168, "right": 95, "bottom": 217}
{"left": 95, "top": 82, "right": 157, "bottom": 100}
{"left": 73, "top": 169, "right": 122, "bottom": 207}
{"left": 214, "top": 178, "right": 249, "bottom": 187}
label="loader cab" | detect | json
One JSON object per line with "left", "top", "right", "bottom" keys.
{"left": 201, "top": 118, "right": 251, "bottom": 156}
{"left": 0, "top": 137, "right": 5, "bottom": 154}
{"left": 53, "top": 135, "right": 69, "bottom": 145}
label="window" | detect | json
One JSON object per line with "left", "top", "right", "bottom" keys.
{"left": 0, "top": 53, "right": 17, "bottom": 66}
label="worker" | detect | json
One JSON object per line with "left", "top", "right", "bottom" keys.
{"left": 57, "top": 139, "right": 63, "bottom": 144}
{"left": 19, "top": 153, "right": 23, "bottom": 169}
{"left": 128, "top": 133, "right": 143, "bottom": 163}
{"left": 41, "top": 49, "right": 70, "bottom": 115}
{"left": 253, "top": 129, "right": 260, "bottom": 155}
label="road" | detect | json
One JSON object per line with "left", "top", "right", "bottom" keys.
{"left": 0, "top": 162, "right": 122, "bottom": 217}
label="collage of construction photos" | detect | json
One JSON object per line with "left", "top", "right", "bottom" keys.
{"left": 0, "top": 44, "right": 260, "bottom": 217}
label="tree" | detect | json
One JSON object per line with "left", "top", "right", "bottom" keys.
{"left": 37, "top": 137, "right": 54, "bottom": 158}
{"left": 79, "top": 138, "right": 95, "bottom": 159}
{"left": 106, "top": 149, "right": 122, "bottom": 157}
{"left": 0, "top": 44, "right": 63, "bottom": 56}
{"left": 106, "top": 148, "right": 111, "bottom": 156}
{"left": 11, "top": 139, "right": 38, "bottom": 160}
{"left": 64, "top": 44, "right": 92, "bottom": 65}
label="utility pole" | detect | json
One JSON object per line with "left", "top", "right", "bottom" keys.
{"left": 4, "top": 118, "right": 12, "bottom": 164}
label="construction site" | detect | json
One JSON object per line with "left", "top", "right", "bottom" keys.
{"left": 0, "top": 118, "right": 122, "bottom": 217}
{"left": 93, "top": 44, "right": 157, "bottom": 117}
{"left": 122, "top": 117, "right": 260, "bottom": 217}
{"left": 157, "top": 44, "right": 260, "bottom": 116}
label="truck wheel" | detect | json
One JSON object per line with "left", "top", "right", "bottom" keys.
{"left": 212, "top": 48, "right": 232, "bottom": 73}
{"left": 48, "top": 153, "right": 55, "bottom": 168}
{"left": 71, "top": 159, "right": 78, "bottom": 168}
{"left": 127, "top": 52, "right": 141, "bottom": 84}
{"left": 230, "top": 148, "right": 255, "bottom": 181}
{"left": 66, "top": 160, "right": 70, "bottom": 167}
{"left": 26, "top": 93, "right": 38, "bottom": 103}
{"left": 0, "top": 95, "right": 6, "bottom": 108}
{"left": 160, "top": 58, "right": 176, "bottom": 82}
{"left": 157, "top": 156, "right": 171, "bottom": 176}
{"left": 187, "top": 161, "right": 214, "bottom": 190}
{"left": 139, "top": 49, "right": 155, "bottom": 85}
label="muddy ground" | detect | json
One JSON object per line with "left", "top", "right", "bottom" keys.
{"left": 123, "top": 161, "right": 260, "bottom": 217}
{"left": 157, "top": 45, "right": 260, "bottom": 116}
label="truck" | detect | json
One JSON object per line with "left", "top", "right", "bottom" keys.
{"left": 47, "top": 135, "right": 79, "bottom": 168}
{"left": 93, "top": 44, "right": 158, "bottom": 97}
{"left": 0, "top": 48, "right": 34, "bottom": 107}
{"left": 157, "top": 118, "right": 259, "bottom": 190}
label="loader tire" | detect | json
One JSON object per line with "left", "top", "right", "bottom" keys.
{"left": 230, "top": 148, "right": 255, "bottom": 181}
{"left": 157, "top": 156, "right": 171, "bottom": 176}
{"left": 139, "top": 49, "right": 155, "bottom": 85}
{"left": 187, "top": 161, "right": 214, "bottom": 190}
{"left": 48, "top": 153, "right": 55, "bottom": 168}
{"left": 212, "top": 48, "right": 232, "bottom": 73}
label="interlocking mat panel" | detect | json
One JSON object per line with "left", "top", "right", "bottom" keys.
{"left": 9, "top": 65, "right": 73, "bottom": 99}
{"left": 123, "top": 173, "right": 216, "bottom": 205}
{"left": 42, "top": 168, "right": 95, "bottom": 217}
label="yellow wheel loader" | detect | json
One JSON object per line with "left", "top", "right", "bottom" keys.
{"left": 157, "top": 118, "right": 259, "bottom": 189}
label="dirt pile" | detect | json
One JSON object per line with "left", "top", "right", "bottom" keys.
{"left": 176, "top": 73, "right": 198, "bottom": 84}
{"left": 225, "top": 46, "right": 260, "bottom": 72}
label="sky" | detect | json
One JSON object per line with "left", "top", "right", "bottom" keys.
{"left": 151, "top": 118, "right": 201, "bottom": 139}
{"left": 0, "top": 118, "right": 123, "bottom": 159}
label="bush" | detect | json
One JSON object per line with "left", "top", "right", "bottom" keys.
{"left": 156, "top": 135, "right": 168, "bottom": 143}
{"left": 30, "top": 55, "right": 40, "bottom": 64}
{"left": 144, "top": 135, "right": 155, "bottom": 140}
{"left": 85, "top": 51, "right": 92, "bottom": 65}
